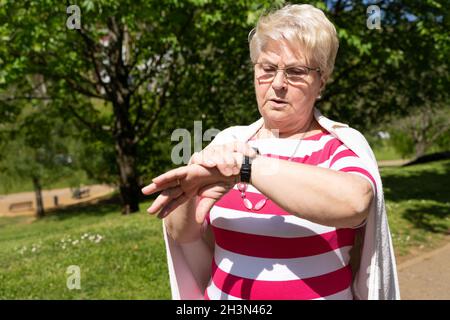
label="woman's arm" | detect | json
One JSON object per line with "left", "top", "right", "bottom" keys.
{"left": 144, "top": 152, "right": 373, "bottom": 229}
{"left": 163, "top": 197, "right": 204, "bottom": 244}
{"left": 250, "top": 156, "right": 373, "bottom": 228}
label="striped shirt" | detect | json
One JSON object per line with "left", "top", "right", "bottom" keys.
{"left": 204, "top": 131, "right": 375, "bottom": 300}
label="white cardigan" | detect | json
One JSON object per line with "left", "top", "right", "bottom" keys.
{"left": 162, "top": 108, "right": 400, "bottom": 300}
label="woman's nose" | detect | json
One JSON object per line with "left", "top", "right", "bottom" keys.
{"left": 271, "top": 70, "right": 287, "bottom": 90}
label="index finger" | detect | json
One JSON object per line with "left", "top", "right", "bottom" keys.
{"left": 141, "top": 180, "right": 179, "bottom": 195}
{"left": 152, "top": 166, "right": 188, "bottom": 185}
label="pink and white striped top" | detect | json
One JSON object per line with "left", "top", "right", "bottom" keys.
{"left": 204, "top": 130, "right": 375, "bottom": 300}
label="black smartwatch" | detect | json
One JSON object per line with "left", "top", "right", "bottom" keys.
{"left": 239, "top": 147, "right": 259, "bottom": 183}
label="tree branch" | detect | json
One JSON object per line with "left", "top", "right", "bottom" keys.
{"left": 134, "top": 68, "right": 174, "bottom": 144}
{"left": 76, "top": 27, "right": 114, "bottom": 100}
{"left": 65, "top": 99, "right": 110, "bottom": 135}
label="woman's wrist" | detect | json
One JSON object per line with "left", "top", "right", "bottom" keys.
{"left": 237, "top": 151, "right": 260, "bottom": 185}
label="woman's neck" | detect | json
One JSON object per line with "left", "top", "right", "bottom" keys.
{"left": 259, "top": 116, "right": 322, "bottom": 139}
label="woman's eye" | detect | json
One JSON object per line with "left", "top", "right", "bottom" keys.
{"left": 287, "top": 68, "right": 308, "bottom": 76}
{"left": 262, "top": 65, "right": 277, "bottom": 72}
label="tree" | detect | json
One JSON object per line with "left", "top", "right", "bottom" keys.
{"left": 389, "top": 105, "right": 450, "bottom": 158}
{"left": 0, "top": 0, "right": 281, "bottom": 214}
{"left": 317, "top": 1, "right": 449, "bottom": 126}
{"left": 0, "top": 104, "right": 81, "bottom": 218}
{"left": 1, "top": 0, "right": 449, "bottom": 215}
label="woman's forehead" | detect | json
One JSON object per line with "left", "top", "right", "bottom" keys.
{"left": 259, "top": 39, "right": 310, "bottom": 66}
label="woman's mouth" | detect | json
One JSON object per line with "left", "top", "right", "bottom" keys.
{"left": 268, "top": 98, "right": 288, "bottom": 108}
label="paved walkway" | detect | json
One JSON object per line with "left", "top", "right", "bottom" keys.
{"left": 0, "top": 184, "right": 115, "bottom": 216}
{"left": 377, "top": 159, "right": 411, "bottom": 167}
{"left": 397, "top": 240, "right": 450, "bottom": 299}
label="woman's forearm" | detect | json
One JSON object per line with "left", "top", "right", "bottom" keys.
{"left": 163, "top": 196, "right": 204, "bottom": 244}
{"left": 250, "top": 156, "right": 373, "bottom": 228}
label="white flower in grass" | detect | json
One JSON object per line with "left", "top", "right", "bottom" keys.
{"left": 89, "top": 235, "right": 96, "bottom": 241}
{"left": 72, "top": 240, "right": 79, "bottom": 245}
{"left": 94, "top": 235, "right": 103, "bottom": 243}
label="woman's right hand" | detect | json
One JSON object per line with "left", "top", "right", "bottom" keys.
{"left": 189, "top": 141, "right": 257, "bottom": 177}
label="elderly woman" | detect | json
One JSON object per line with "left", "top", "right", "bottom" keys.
{"left": 142, "top": 4, "right": 400, "bottom": 300}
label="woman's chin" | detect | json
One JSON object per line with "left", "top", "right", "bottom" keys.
{"left": 261, "top": 110, "right": 291, "bottom": 124}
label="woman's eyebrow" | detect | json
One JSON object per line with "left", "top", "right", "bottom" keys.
{"left": 259, "top": 60, "right": 305, "bottom": 67}
{"left": 259, "top": 59, "right": 277, "bottom": 65}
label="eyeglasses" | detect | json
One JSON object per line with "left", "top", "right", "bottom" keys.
{"left": 254, "top": 63, "right": 321, "bottom": 85}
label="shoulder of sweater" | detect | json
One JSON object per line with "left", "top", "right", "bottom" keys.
{"left": 333, "top": 126, "right": 371, "bottom": 150}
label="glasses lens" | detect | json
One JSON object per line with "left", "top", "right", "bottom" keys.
{"left": 286, "top": 67, "right": 309, "bottom": 84}
{"left": 255, "top": 64, "right": 276, "bottom": 83}
{"left": 255, "top": 64, "right": 312, "bottom": 84}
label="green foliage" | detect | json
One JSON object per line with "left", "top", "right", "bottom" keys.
{"left": 389, "top": 129, "right": 415, "bottom": 158}
{"left": 1, "top": 0, "right": 449, "bottom": 204}
{"left": 316, "top": 0, "right": 450, "bottom": 130}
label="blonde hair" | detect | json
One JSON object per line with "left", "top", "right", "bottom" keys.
{"left": 249, "top": 4, "right": 339, "bottom": 81}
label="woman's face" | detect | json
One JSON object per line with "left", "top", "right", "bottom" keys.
{"left": 254, "top": 40, "right": 323, "bottom": 132}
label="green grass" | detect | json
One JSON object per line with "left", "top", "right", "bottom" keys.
{"left": 0, "top": 160, "right": 449, "bottom": 299}
{"left": 0, "top": 199, "right": 171, "bottom": 299}
{"left": 381, "top": 159, "right": 450, "bottom": 256}
{"left": 372, "top": 143, "right": 404, "bottom": 161}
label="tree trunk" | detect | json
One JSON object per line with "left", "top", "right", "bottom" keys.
{"left": 114, "top": 97, "right": 140, "bottom": 215}
{"left": 32, "top": 176, "right": 45, "bottom": 218}
{"left": 415, "top": 140, "right": 427, "bottom": 158}
{"left": 115, "top": 139, "right": 141, "bottom": 215}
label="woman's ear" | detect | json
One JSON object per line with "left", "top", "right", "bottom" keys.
{"left": 320, "top": 76, "right": 327, "bottom": 92}
{"left": 318, "top": 76, "right": 328, "bottom": 98}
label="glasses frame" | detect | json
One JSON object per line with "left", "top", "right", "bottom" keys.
{"left": 254, "top": 63, "right": 321, "bottom": 85}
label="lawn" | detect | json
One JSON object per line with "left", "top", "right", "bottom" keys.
{"left": 381, "top": 159, "right": 450, "bottom": 256}
{"left": 0, "top": 199, "right": 171, "bottom": 299}
{"left": 0, "top": 160, "right": 449, "bottom": 299}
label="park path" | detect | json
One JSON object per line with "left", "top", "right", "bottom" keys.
{"left": 0, "top": 184, "right": 115, "bottom": 217}
{"left": 397, "top": 240, "right": 450, "bottom": 299}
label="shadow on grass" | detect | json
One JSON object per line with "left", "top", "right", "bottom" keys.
{"left": 382, "top": 160, "right": 450, "bottom": 234}
{"left": 402, "top": 203, "right": 450, "bottom": 234}
{"left": 35, "top": 186, "right": 155, "bottom": 223}
{"left": 42, "top": 193, "right": 123, "bottom": 222}
{"left": 382, "top": 161, "right": 450, "bottom": 203}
